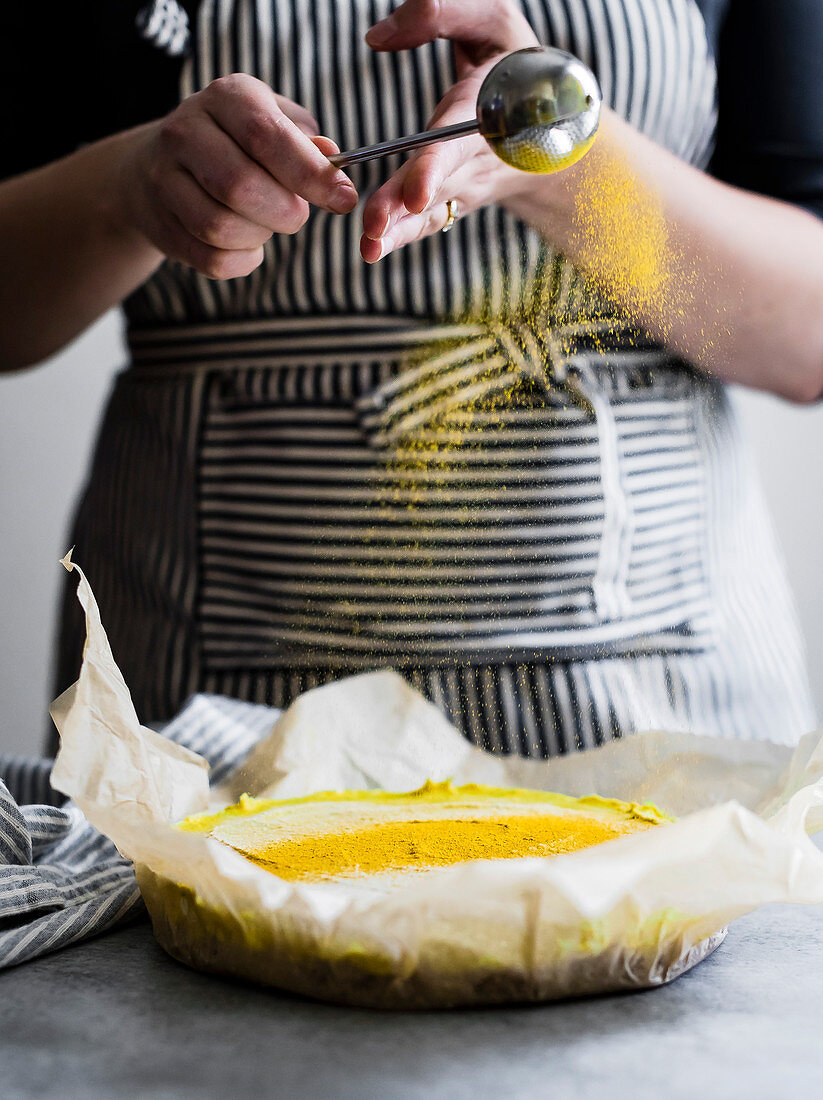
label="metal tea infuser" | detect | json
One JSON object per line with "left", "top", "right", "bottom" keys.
{"left": 329, "top": 46, "right": 602, "bottom": 174}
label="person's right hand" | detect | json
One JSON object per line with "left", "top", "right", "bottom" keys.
{"left": 118, "top": 74, "right": 357, "bottom": 279}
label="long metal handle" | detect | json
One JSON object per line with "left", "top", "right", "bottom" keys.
{"left": 329, "top": 118, "right": 480, "bottom": 168}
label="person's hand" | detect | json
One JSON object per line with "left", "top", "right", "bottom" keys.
{"left": 118, "top": 74, "right": 358, "bottom": 279}
{"left": 360, "top": 0, "right": 538, "bottom": 263}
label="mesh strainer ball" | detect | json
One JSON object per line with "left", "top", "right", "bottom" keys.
{"left": 478, "top": 47, "right": 602, "bottom": 173}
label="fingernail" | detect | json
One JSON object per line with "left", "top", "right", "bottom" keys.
{"left": 365, "top": 15, "right": 397, "bottom": 46}
{"left": 331, "top": 182, "right": 358, "bottom": 214}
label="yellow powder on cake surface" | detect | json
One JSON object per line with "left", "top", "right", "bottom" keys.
{"left": 234, "top": 813, "right": 645, "bottom": 880}
{"left": 179, "top": 781, "right": 670, "bottom": 883}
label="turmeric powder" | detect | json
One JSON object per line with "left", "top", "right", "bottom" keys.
{"left": 179, "top": 781, "right": 669, "bottom": 883}
{"left": 570, "top": 148, "right": 673, "bottom": 326}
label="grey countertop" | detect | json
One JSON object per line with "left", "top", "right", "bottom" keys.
{"left": 2, "top": 903, "right": 822, "bottom": 1100}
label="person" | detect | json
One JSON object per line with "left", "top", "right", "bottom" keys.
{"left": 1, "top": 0, "right": 820, "bottom": 757}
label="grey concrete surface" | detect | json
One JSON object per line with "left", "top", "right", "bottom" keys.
{"left": 1, "top": 904, "right": 821, "bottom": 1100}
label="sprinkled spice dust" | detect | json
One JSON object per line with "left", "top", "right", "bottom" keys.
{"left": 570, "top": 150, "right": 673, "bottom": 327}
{"left": 310, "top": 138, "right": 717, "bottom": 743}
{"left": 362, "top": 250, "right": 638, "bottom": 643}
{"left": 356, "top": 252, "right": 637, "bottom": 717}
{"left": 565, "top": 145, "right": 731, "bottom": 365}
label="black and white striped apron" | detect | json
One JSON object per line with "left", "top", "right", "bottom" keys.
{"left": 56, "top": 0, "right": 815, "bottom": 754}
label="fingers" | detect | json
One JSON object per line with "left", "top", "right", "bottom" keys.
{"left": 361, "top": 153, "right": 488, "bottom": 263}
{"left": 366, "top": 0, "right": 536, "bottom": 55}
{"left": 362, "top": 136, "right": 471, "bottom": 243}
{"left": 362, "top": 158, "right": 412, "bottom": 238}
{"left": 311, "top": 135, "right": 342, "bottom": 158}
{"left": 362, "top": 115, "right": 487, "bottom": 254}
{"left": 161, "top": 108, "right": 310, "bottom": 233}
{"left": 402, "top": 144, "right": 463, "bottom": 213}
{"left": 361, "top": 136, "right": 512, "bottom": 262}
{"left": 362, "top": 1, "right": 531, "bottom": 244}
{"left": 361, "top": 198, "right": 464, "bottom": 263}
{"left": 150, "top": 200, "right": 265, "bottom": 280}
{"left": 140, "top": 167, "right": 267, "bottom": 277}
{"left": 130, "top": 75, "right": 360, "bottom": 281}
{"left": 403, "top": 78, "right": 486, "bottom": 210}
{"left": 361, "top": 73, "right": 484, "bottom": 235}
{"left": 184, "top": 241, "right": 265, "bottom": 280}
{"left": 158, "top": 167, "right": 273, "bottom": 250}
{"left": 272, "top": 93, "right": 320, "bottom": 137}
{"left": 203, "top": 74, "right": 357, "bottom": 214}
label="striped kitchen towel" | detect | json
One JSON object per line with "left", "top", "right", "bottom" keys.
{"left": 0, "top": 693, "right": 278, "bottom": 969}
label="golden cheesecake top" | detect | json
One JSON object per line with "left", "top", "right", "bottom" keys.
{"left": 178, "top": 780, "right": 670, "bottom": 883}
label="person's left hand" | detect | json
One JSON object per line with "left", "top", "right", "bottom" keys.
{"left": 360, "top": 0, "right": 539, "bottom": 263}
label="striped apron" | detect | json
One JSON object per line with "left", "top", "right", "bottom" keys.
{"left": 56, "top": 311, "right": 814, "bottom": 754}
{"left": 54, "top": 0, "right": 815, "bottom": 753}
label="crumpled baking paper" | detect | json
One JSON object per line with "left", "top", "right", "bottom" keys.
{"left": 50, "top": 555, "right": 823, "bottom": 1008}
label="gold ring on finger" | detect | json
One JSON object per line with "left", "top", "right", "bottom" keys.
{"left": 442, "top": 198, "right": 459, "bottom": 232}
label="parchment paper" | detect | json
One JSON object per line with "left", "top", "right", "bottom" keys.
{"left": 50, "top": 555, "right": 823, "bottom": 1008}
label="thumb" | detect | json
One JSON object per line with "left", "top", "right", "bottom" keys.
{"left": 402, "top": 80, "right": 488, "bottom": 213}
{"left": 366, "top": 0, "right": 536, "bottom": 54}
{"left": 312, "top": 135, "right": 342, "bottom": 158}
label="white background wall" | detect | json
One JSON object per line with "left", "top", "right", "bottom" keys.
{"left": 1, "top": 314, "right": 822, "bottom": 755}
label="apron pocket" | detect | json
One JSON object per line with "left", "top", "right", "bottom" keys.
{"left": 196, "top": 355, "right": 716, "bottom": 671}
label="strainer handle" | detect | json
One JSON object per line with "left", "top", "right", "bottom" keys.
{"left": 328, "top": 119, "right": 480, "bottom": 168}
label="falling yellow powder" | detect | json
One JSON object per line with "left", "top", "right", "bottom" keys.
{"left": 571, "top": 150, "right": 673, "bottom": 326}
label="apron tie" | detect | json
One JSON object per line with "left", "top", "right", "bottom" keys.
{"left": 353, "top": 317, "right": 632, "bottom": 448}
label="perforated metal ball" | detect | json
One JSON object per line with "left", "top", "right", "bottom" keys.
{"left": 478, "top": 47, "right": 602, "bottom": 173}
